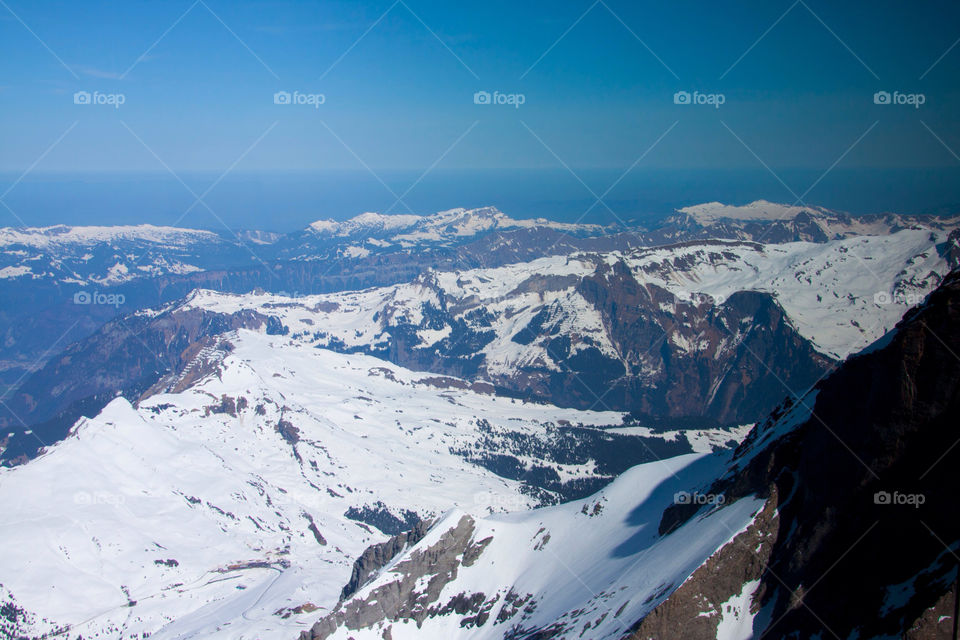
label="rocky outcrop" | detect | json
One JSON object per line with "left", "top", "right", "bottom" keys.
{"left": 572, "top": 258, "right": 834, "bottom": 423}
{"left": 339, "top": 518, "right": 433, "bottom": 601}
{"left": 903, "top": 587, "right": 958, "bottom": 639}
{"left": 303, "top": 515, "right": 494, "bottom": 640}
{"left": 627, "top": 495, "right": 779, "bottom": 640}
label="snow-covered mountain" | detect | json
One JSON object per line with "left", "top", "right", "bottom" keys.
{"left": 1, "top": 203, "right": 959, "bottom": 640}
{"left": 650, "top": 200, "right": 960, "bottom": 246}
{"left": 2, "top": 226, "right": 953, "bottom": 463}
{"left": 304, "top": 452, "right": 764, "bottom": 640}
{"left": 0, "top": 223, "right": 236, "bottom": 285}
{"left": 179, "top": 228, "right": 954, "bottom": 414}
{"left": 4, "top": 202, "right": 952, "bottom": 287}
{"left": 0, "top": 328, "right": 743, "bottom": 640}
{"left": 0, "top": 207, "right": 614, "bottom": 394}
{"left": 302, "top": 268, "right": 960, "bottom": 640}
{"left": 306, "top": 206, "right": 605, "bottom": 241}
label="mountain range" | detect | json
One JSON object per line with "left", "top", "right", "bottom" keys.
{"left": 0, "top": 201, "right": 958, "bottom": 640}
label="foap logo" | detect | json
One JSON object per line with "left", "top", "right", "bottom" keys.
{"left": 73, "top": 90, "right": 126, "bottom": 109}
{"left": 273, "top": 90, "right": 325, "bottom": 109}
{"left": 473, "top": 90, "right": 526, "bottom": 108}
{"left": 676, "top": 290, "right": 725, "bottom": 306}
{"left": 873, "top": 91, "right": 925, "bottom": 108}
{"left": 673, "top": 90, "right": 726, "bottom": 109}
{"left": 74, "top": 490, "right": 126, "bottom": 506}
{"left": 874, "top": 490, "right": 925, "bottom": 508}
{"left": 275, "top": 290, "right": 309, "bottom": 299}
{"left": 873, "top": 291, "right": 924, "bottom": 306}
{"left": 674, "top": 490, "right": 726, "bottom": 506}
{"left": 472, "top": 491, "right": 529, "bottom": 512}
{"left": 73, "top": 290, "right": 126, "bottom": 308}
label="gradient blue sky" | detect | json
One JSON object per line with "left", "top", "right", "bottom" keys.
{"left": 1, "top": 0, "right": 959, "bottom": 174}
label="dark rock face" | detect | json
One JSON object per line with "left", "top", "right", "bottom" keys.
{"left": 631, "top": 270, "right": 960, "bottom": 640}
{"left": 340, "top": 519, "right": 433, "bottom": 601}
{"left": 303, "top": 515, "right": 495, "bottom": 640}
{"left": 904, "top": 588, "right": 958, "bottom": 640}
{"left": 628, "top": 496, "right": 780, "bottom": 640}
{"left": 569, "top": 259, "right": 834, "bottom": 423}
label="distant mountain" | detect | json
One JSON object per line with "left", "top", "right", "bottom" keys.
{"left": 3, "top": 226, "right": 952, "bottom": 464}
{"left": 300, "top": 206, "right": 605, "bottom": 245}
{"left": 0, "top": 223, "right": 240, "bottom": 284}
{"left": 180, "top": 229, "right": 950, "bottom": 414}
{"left": 302, "top": 268, "right": 960, "bottom": 640}
{"left": 646, "top": 199, "right": 960, "bottom": 245}
{"left": 0, "top": 208, "right": 610, "bottom": 394}
{"left": 3, "top": 202, "right": 954, "bottom": 289}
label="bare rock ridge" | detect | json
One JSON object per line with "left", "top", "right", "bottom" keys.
{"left": 638, "top": 268, "right": 960, "bottom": 639}
{"left": 339, "top": 518, "right": 434, "bottom": 601}
{"left": 304, "top": 515, "right": 494, "bottom": 640}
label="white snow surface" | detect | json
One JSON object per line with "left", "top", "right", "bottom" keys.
{"left": 0, "top": 330, "right": 631, "bottom": 640}
{"left": 320, "top": 452, "right": 766, "bottom": 640}
{"left": 715, "top": 579, "right": 761, "bottom": 640}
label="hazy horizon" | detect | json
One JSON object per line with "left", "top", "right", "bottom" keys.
{"left": 2, "top": 166, "right": 959, "bottom": 232}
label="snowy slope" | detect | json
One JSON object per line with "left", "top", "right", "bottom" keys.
{"left": 183, "top": 253, "right": 615, "bottom": 378}
{"left": 305, "top": 265, "right": 960, "bottom": 640}
{"left": 0, "top": 328, "right": 725, "bottom": 640}
{"left": 674, "top": 199, "right": 960, "bottom": 240}
{"left": 306, "top": 452, "right": 765, "bottom": 640}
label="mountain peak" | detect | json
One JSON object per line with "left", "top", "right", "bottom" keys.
{"left": 677, "top": 200, "right": 824, "bottom": 224}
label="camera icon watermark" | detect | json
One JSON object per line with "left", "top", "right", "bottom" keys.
{"left": 673, "top": 90, "right": 725, "bottom": 109}
{"left": 273, "top": 90, "right": 325, "bottom": 109}
{"left": 74, "top": 490, "right": 126, "bottom": 506}
{"left": 473, "top": 90, "right": 526, "bottom": 109}
{"left": 873, "top": 91, "right": 925, "bottom": 109}
{"left": 873, "top": 291, "right": 923, "bottom": 306}
{"left": 472, "top": 491, "right": 530, "bottom": 512}
{"left": 674, "top": 490, "right": 726, "bottom": 506}
{"left": 874, "top": 490, "right": 925, "bottom": 508}
{"left": 73, "top": 90, "right": 126, "bottom": 109}
{"left": 73, "top": 290, "right": 126, "bottom": 308}
{"left": 676, "top": 290, "right": 725, "bottom": 306}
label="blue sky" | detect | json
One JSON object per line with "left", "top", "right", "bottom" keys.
{"left": 1, "top": 0, "right": 959, "bottom": 175}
